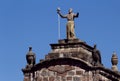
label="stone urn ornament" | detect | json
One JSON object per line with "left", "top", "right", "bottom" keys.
{"left": 111, "top": 52, "right": 118, "bottom": 71}
{"left": 26, "top": 47, "right": 36, "bottom": 69}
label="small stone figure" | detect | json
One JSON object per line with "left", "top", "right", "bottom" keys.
{"left": 92, "top": 45, "right": 102, "bottom": 66}
{"left": 26, "top": 47, "right": 36, "bottom": 69}
{"left": 57, "top": 8, "right": 79, "bottom": 39}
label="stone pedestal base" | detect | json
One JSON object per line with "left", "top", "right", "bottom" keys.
{"left": 112, "top": 65, "right": 118, "bottom": 71}
{"left": 58, "top": 38, "right": 84, "bottom": 44}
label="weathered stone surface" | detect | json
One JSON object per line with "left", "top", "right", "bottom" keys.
{"left": 24, "top": 77, "right": 29, "bottom": 81}
{"left": 73, "top": 77, "right": 80, "bottom": 81}
{"left": 43, "top": 77, "right": 48, "bottom": 81}
{"left": 47, "top": 39, "right": 97, "bottom": 66}
{"left": 67, "top": 77, "right": 72, "bottom": 80}
{"left": 57, "top": 72, "right": 67, "bottom": 77}
{"left": 49, "top": 77, "right": 54, "bottom": 81}
{"left": 22, "top": 39, "right": 120, "bottom": 81}
{"left": 36, "top": 77, "right": 42, "bottom": 81}
{"left": 76, "top": 70, "right": 83, "bottom": 75}
{"left": 48, "top": 65, "right": 74, "bottom": 74}
{"left": 67, "top": 71, "right": 75, "bottom": 75}
{"left": 55, "top": 76, "right": 60, "bottom": 81}
{"left": 48, "top": 71, "right": 55, "bottom": 76}
{"left": 33, "top": 64, "right": 118, "bottom": 81}
{"left": 41, "top": 69, "right": 48, "bottom": 76}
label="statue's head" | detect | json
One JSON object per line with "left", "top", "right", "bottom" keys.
{"left": 69, "top": 8, "right": 73, "bottom": 13}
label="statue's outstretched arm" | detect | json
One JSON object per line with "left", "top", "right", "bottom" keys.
{"left": 57, "top": 11, "right": 67, "bottom": 18}
{"left": 74, "top": 12, "right": 79, "bottom": 18}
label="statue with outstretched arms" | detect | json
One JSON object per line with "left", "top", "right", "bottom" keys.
{"left": 57, "top": 8, "right": 79, "bottom": 39}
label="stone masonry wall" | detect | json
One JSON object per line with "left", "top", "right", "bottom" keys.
{"left": 35, "top": 65, "right": 111, "bottom": 81}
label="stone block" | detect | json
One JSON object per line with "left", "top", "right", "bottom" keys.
{"left": 67, "top": 77, "right": 72, "bottom": 80}
{"left": 57, "top": 72, "right": 67, "bottom": 77}
{"left": 55, "top": 76, "right": 60, "bottom": 81}
{"left": 24, "top": 77, "right": 29, "bottom": 81}
{"left": 48, "top": 71, "right": 55, "bottom": 76}
{"left": 76, "top": 70, "right": 83, "bottom": 75}
{"left": 73, "top": 77, "right": 80, "bottom": 81}
{"left": 67, "top": 71, "right": 75, "bottom": 75}
{"left": 37, "top": 77, "right": 42, "bottom": 81}
{"left": 41, "top": 70, "right": 48, "bottom": 76}
{"left": 49, "top": 77, "right": 55, "bottom": 81}
{"left": 43, "top": 77, "right": 48, "bottom": 81}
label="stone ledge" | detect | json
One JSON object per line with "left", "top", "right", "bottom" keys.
{"left": 58, "top": 38, "right": 82, "bottom": 44}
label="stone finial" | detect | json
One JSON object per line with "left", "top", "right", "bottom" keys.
{"left": 111, "top": 52, "right": 118, "bottom": 71}
{"left": 26, "top": 47, "right": 36, "bottom": 69}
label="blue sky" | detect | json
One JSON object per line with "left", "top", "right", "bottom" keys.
{"left": 0, "top": 0, "right": 120, "bottom": 81}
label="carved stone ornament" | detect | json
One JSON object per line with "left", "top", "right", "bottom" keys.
{"left": 26, "top": 47, "right": 36, "bottom": 69}
{"left": 48, "top": 65, "right": 75, "bottom": 74}
{"left": 111, "top": 52, "right": 118, "bottom": 65}
{"left": 111, "top": 52, "right": 118, "bottom": 71}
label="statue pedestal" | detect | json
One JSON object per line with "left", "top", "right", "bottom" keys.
{"left": 46, "top": 38, "right": 98, "bottom": 66}
{"left": 112, "top": 65, "right": 118, "bottom": 71}
{"left": 58, "top": 38, "right": 84, "bottom": 44}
